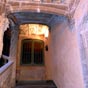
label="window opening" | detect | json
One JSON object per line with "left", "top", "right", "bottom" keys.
{"left": 21, "top": 39, "right": 44, "bottom": 65}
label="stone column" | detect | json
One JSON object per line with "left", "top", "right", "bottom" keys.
{"left": 9, "top": 26, "right": 19, "bottom": 88}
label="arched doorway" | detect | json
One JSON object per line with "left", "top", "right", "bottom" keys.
{"left": 16, "top": 23, "right": 49, "bottom": 81}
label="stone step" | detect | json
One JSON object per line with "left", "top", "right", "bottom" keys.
{"left": 16, "top": 85, "right": 56, "bottom": 88}
{"left": 16, "top": 80, "right": 57, "bottom": 88}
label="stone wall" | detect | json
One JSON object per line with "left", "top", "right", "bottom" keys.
{"left": 0, "top": 61, "right": 13, "bottom": 88}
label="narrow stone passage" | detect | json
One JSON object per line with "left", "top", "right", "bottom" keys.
{"left": 16, "top": 80, "right": 57, "bottom": 88}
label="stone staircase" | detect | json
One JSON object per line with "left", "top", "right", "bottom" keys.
{"left": 16, "top": 80, "right": 57, "bottom": 88}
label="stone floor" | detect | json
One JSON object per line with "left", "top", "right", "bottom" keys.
{"left": 16, "top": 80, "right": 57, "bottom": 88}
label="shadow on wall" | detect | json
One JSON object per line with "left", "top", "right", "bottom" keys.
{"left": 0, "top": 56, "right": 8, "bottom": 67}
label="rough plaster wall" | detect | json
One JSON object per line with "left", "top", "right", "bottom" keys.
{"left": 73, "top": 0, "right": 88, "bottom": 88}
{"left": 49, "top": 22, "right": 84, "bottom": 88}
{"left": 78, "top": 31, "right": 88, "bottom": 88}
{"left": 44, "top": 32, "right": 53, "bottom": 80}
{"left": 74, "top": 0, "right": 88, "bottom": 29}
{"left": 77, "top": 18, "right": 88, "bottom": 88}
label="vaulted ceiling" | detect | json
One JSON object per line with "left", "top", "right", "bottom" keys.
{"left": 8, "top": 11, "right": 58, "bottom": 27}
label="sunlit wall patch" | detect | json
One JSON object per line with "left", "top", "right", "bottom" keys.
{"left": 20, "top": 24, "right": 49, "bottom": 38}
